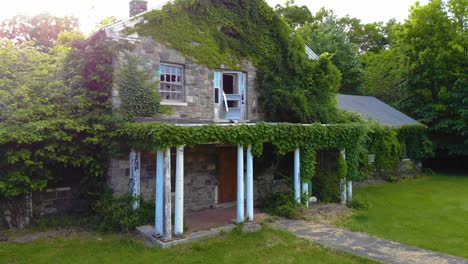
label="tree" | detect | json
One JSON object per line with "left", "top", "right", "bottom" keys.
{"left": 0, "top": 14, "right": 78, "bottom": 49}
{"left": 275, "top": 0, "right": 313, "bottom": 28}
{"left": 360, "top": 48, "right": 409, "bottom": 104}
{"left": 296, "top": 9, "right": 362, "bottom": 94}
{"left": 392, "top": 0, "right": 466, "bottom": 158}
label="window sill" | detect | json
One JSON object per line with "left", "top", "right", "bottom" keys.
{"left": 161, "top": 101, "right": 188, "bottom": 106}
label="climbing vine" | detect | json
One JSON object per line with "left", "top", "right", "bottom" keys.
{"left": 115, "top": 54, "right": 161, "bottom": 119}
{"left": 132, "top": 0, "right": 342, "bottom": 123}
{"left": 114, "top": 122, "right": 367, "bottom": 182}
{"left": 396, "top": 124, "right": 433, "bottom": 161}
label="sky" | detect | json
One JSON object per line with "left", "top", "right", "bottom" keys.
{"left": 0, "top": 0, "right": 429, "bottom": 34}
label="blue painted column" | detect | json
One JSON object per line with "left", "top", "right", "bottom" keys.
{"left": 155, "top": 150, "right": 164, "bottom": 237}
{"left": 129, "top": 150, "right": 140, "bottom": 210}
{"left": 237, "top": 145, "right": 244, "bottom": 223}
{"left": 294, "top": 148, "right": 300, "bottom": 203}
{"left": 340, "top": 150, "right": 347, "bottom": 204}
{"left": 246, "top": 145, "right": 254, "bottom": 221}
{"left": 302, "top": 182, "right": 309, "bottom": 207}
{"left": 174, "top": 146, "right": 185, "bottom": 236}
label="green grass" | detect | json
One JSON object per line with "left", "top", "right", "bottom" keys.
{"left": 0, "top": 226, "right": 376, "bottom": 264}
{"left": 340, "top": 174, "right": 468, "bottom": 258}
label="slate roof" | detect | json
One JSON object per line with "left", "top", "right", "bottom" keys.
{"left": 337, "top": 94, "right": 421, "bottom": 127}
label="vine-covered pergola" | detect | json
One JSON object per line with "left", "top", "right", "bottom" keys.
{"left": 115, "top": 122, "right": 366, "bottom": 240}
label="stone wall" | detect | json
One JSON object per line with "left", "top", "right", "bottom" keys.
{"left": 108, "top": 145, "right": 218, "bottom": 210}
{"left": 110, "top": 36, "right": 264, "bottom": 122}
{"left": 107, "top": 144, "right": 278, "bottom": 211}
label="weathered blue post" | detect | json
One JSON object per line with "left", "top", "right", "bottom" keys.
{"left": 237, "top": 145, "right": 244, "bottom": 223}
{"left": 129, "top": 150, "right": 140, "bottom": 210}
{"left": 302, "top": 182, "right": 309, "bottom": 207}
{"left": 340, "top": 149, "right": 347, "bottom": 204}
{"left": 347, "top": 180, "right": 353, "bottom": 202}
{"left": 174, "top": 146, "right": 184, "bottom": 236}
{"left": 163, "top": 148, "right": 172, "bottom": 241}
{"left": 246, "top": 145, "right": 254, "bottom": 221}
{"left": 155, "top": 150, "right": 164, "bottom": 237}
{"left": 294, "top": 148, "right": 300, "bottom": 203}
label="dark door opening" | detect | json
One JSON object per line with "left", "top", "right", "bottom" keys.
{"left": 223, "top": 74, "right": 237, "bottom": 107}
{"left": 217, "top": 147, "right": 237, "bottom": 203}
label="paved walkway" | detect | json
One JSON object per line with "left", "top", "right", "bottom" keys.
{"left": 271, "top": 219, "right": 468, "bottom": 264}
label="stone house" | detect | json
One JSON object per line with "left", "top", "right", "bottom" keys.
{"left": 105, "top": 0, "right": 297, "bottom": 240}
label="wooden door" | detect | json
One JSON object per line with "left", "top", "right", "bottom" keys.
{"left": 218, "top": 147, "right": 237, "bottom": 203}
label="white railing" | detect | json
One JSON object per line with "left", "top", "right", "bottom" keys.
{"left": 222, "top": 91, "right": 229, "bottom": 112}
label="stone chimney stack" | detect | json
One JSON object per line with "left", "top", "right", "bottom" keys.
{"left": 129, "top": 0, "right": 148, "bottom": 17}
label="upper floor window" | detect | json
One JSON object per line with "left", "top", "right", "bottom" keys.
{"left": 159, "top": 64, "right": 184, "bottom": 102}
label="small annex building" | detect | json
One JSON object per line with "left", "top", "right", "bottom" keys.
{"left": 337, "top": 94, "right": 421, "bottom": 127}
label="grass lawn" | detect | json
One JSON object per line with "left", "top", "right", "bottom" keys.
{"left": 340, "top": 174, "right": 468, "bottom": 258}
{"left": 0, "top": 226, "right": 376, "bottom": 264}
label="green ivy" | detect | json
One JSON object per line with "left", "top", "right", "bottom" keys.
{"left": 116, "top": 54, "right": 161, "bottom": 119}
{"left": 396, "top": 124, "right": 434, "bottom": 161}
{"left": 132, "top": 0, "right": 342, "bottom": 123}
{"left": 337, "top": 153, "right": 348, "bottom": 179}
{"left": 114, "top": 122, "right": 367, "bottom": 182}
{"left": 366, "top": 123, "right": 403, "bottom": 177}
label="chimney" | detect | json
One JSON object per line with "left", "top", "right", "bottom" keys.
{"left": 129, "top": 0, "right": 148, "bottom": 17}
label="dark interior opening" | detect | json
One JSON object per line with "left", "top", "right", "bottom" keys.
{"left": 223, "top": 74, "right": 236, "bottom": 107}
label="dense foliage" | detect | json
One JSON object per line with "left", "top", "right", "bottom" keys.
{"left": 115, "top": 122, "right": 367, "bottom": 183}
{"left": 93, "top": 193, "right": 154, "bottom": 232}
{"left": 115, "top": 54, "right": 161, "bottom": 119}
{"left": 133, "top": 0, "right": 341, "bottom": 123}
{"left": 0, "top": 14, "right": 78, "bottom": 50}
{"left": 0, "top": 29, "right": 115, "bottom": 199}
{"left": 358, "top": 0, "right": 467, "bottom": 161}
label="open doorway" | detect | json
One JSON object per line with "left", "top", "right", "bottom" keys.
{"left": 223, "top": 74, "right": 239, "bottom": 108}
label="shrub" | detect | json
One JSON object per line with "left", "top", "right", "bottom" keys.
{"left": 347, "top": 199, "right": 368, "bottom": 210}
{"left": 93, "top": 192, "right": 154, "bottom": 233}
{"left": 312, "top": 151, "right": 341, "bottom": 203}
{"left": 262, "top": 191, "right": 302, "bottom": 219}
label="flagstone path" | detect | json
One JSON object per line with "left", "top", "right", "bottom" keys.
{"left": 271, "top": 219, "right": 468, "bottom": 264}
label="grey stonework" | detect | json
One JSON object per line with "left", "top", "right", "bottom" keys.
{"left": 107, "top": 145, "right": 278, "bottom": 211}
{"left": 110, "top": 36, "right": 264, "bottom": 122}
{"left": 107, "top": 33, "right": 268, "bottom": 210}
{"left": 108, "top": 146, "right": 217, "bottom": 210}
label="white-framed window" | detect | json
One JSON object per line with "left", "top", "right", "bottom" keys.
{"left": 159, "top": 64, "right": 184, "bottom": 102}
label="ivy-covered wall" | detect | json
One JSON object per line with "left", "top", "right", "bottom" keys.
{"left": 131, "top": 0, "right": 342, "bottom": 123}
{"left": 114, "top": 122, "right": 367, "bottom": 183}
{"left": 108, "top": 36, "right": 263, "bottom": 121}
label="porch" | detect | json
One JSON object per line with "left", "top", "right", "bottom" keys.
{"left": 128, "top": 142, "right": 305, "bottom": 244}
{"left": 118, "top": 122, "right": 358, "bottom": 247}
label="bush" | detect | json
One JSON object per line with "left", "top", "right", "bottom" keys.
{"left": 262, "top": 191, "right": 302, "bottom": 219}
{"left": 347, "top": 199, "right": 368, "bottom": 210}
{"left": 312, "top": 151, "right": 341, "bottom": 203}
{"left": 93, "top": 192, "right": 154, "bottom": 233}
{"left": 32, "top": 214, "right": 93, "bottom": 231}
